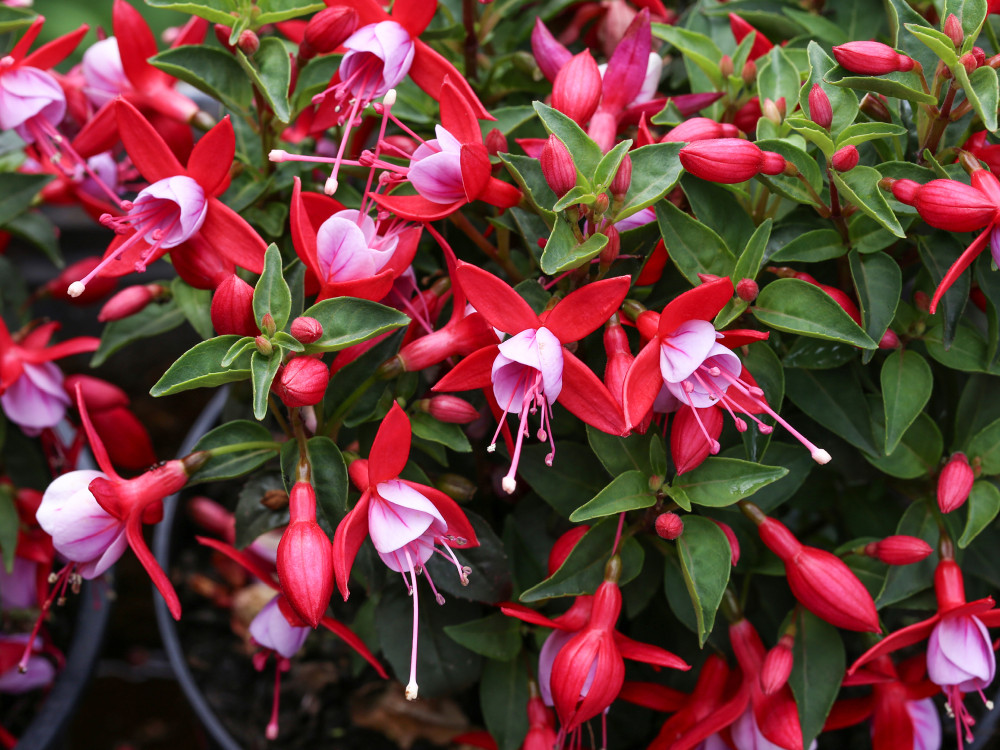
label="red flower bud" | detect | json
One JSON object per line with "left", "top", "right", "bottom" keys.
{"left": 736, "top": 278, "right": 759, "bottom": 302}
{"left": 679, "top": 139, "right": 785, "bottom": 184}
{"left": 960, "top": 51, "right": 978, "bottom": 74}
{"left": 808, "top": 84, "right": 832, "bottom": 129}
{"left": 213, "top": 23, "right": 237, "bottom": 53}
{"left": 756, "top": 516, "right": 880, "bottom": 632}
{"left": 655, "top": 512, "right": 684, "bottom": 540}
{"left": 599, "top": 225, "right": 620, "bottom": 267}
{"left": 913, "top": 290, "right": 931, "bottom": 311}
{"left": 211, "top": 274, "right": 258, "bottom": 337}
{"left": 879, "top": 329, "right": 900, "bottom": 349}
{"left": 712, "top": 519, "right": 740, "bottom": 566}
{"left": 609, "top": 155, "right": 632, "bottom": 199}
{"left": 90, "top": 406, "right": 157, "bottom": 470}
{"left": 671, "top": 405, "right": 723, "bottom": 474}
{"left": 944, "top": 14, "right": 963, "bottom": 48}
{"left": 864, "top": 535, "right": 933, "bottom": 565}
{"left": 423, "top": 395, "right": 480, "bottom": 424}
{"left": 290, "top": 316, "right": 323, "bottom": 344}
{"left": 540, "top": 134, "right": 577, "bottom": 197}
{"left": 972, "top": 47, "right": 987, "bottom": 68}
{"left": 603, "top": 316, "right": 633, "bottom": 410}
{"left": 884, "top": 177, "right": 920, "bottom": 204}
{"left": 636, "top": 240, "right": 669, "bottom": 286}
{"left": 237, "top": 29, "right": 259, "bottom": 56}
{"left": 98, "top": 284, "right": 163, "bottom": 322}
{"left": 276, "top": 482, "right": 334, "bottom": 627}
{"left": 551, "top": 50, "right": 602, "bottom": 126}
{"left": 741, "top": 60, "right": 757, "bottom": 85}
{"left": 302, "top": 6, "right": 358, "bottom": 58}
{"left": 831, "top": 145, "right": 859, "bottom": 172}
{"left": 660, "top": 117, "right": 741, "bottom": 143}
{"left": 860, "top": 93, "right": 892, "bottom": 122}
{"left": 729, "top": 13, "right": 773, "bottom": 60}
{"left": 274, "top": 356, "right": 329, "bottom": 408}
{"left": 49, "top": 257, "right": 118, "bottom": 305}
{"left": 913, "top": 177, "right": 999, "bottom": 232}
{"left": 760, "top": 634, "right": 794, "bottom": 695}
{"left": 64, "top": 374, "right": 129, "bottom": 412}
{"left": 734, "top": 97, "right": 762, "bottom": 133}
{"left": 938, "top": 452, "right": 974, "bottom": 513}
{"left": 719, "top": 55, "right": 734, "bottom": 78}
{"left": 548, "top": 526, "right": 589, "bottom": 576}
{"left": 485, "top": 128, "right": 508, "bottom": 157}
{"left": 832, "top": 42, "right": 916, "bottom": 75}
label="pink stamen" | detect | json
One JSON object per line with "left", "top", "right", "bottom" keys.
{"left": 18, "top": 564, "right": 73, "bottom": 672}
{"left": 404, "top": 548, "right": 420, "bottom": 700}
{"left": 265, "top": 658, "right": 284, "bottom": 740}
{"left": 676, "top": 381, "right": 721, "bottom": 454}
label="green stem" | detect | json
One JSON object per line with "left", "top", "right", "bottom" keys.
{"left": 919, "top": 79, "right": 958, "bottom": 164}
{"left": 325, "top": 373, "right": 379, "bottom": 440}
{"left": 448, "top": 212, "right": 524, "bottom": 282}
{"left": 205, "top": 440, "right": 283, "bottom": 457}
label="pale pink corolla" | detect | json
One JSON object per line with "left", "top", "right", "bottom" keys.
{"left": 537, "top": 629, "right": 596, "bottom": 707}
{"left": 658, "top": 320, "right": 741, "bottom": 409}
{"left": 928, "top": 612, "right": 996, "bottom": 739}
{"left": 0, "top": 360, "right": 71, "bottom": 432}
{"left": 0, "top": 637, "right": 54, "bottom": 694}
{"left": 315, "top": 209, "right": 397, "bottom": 283}
{"left": 731, "top": 708, "right": 818, "bottom": 750}
{"left": 81, "top": 37, "right": 129, "bottom": 108}
{"left": 368, "top": 479, "right": 449, "bottom": 573}
{"left": 249, "top": 596, "right": 310, "bottom": 659}
{"left": 614, "top": 206, "right": 656, "bottom": 233}
{"left": 340, "top": 21, "right": 414, "bottom": 99}
{"left": 906, "top": 698, "right": 942, "bottom": 750}
{"left": 599, "top": 52, "right": 662, "bottom": 107}
{"left": 35, "top": 469, "right": 127, "bottom": 579}
{"left": 407, "top": 126, "right": 465, "bottom": 204}
{"left": 0, "top": 64, "right": 66, "bottom": 142}
{"left": 128, "top": 175, "right": 208, "bottom": 248}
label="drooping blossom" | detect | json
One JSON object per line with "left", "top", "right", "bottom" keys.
{"left": 434, "top": 263, "right": 629, "bottom": 493}
{"left": 0, "top": 636, "right": 55, "bottom": 694}
{"left": 333, "top": 403, "right": 478, "bottom": 700}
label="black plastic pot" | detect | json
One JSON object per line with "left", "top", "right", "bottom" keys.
{"left": 151, "top": 388, "right": 243, "bottom": 750}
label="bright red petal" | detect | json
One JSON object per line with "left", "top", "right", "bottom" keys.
{"left": 847, "top": 617, "right": 939, "bottom": 675}
{"left": 127, "top": 507, "right": 181, "bottom": 619}
{"left": 442, "top": 77, "right": 484, "bottom": 146}
{"left": 20, "top": 336, "right": 99, "bottom": 364}
{"left": 113, "top": 0, "right": 160, "bottom": 90}
{"left": 542, "top": 276, "right": 631, "bottom": 343}
{"left": 559, "top": 351, "right": 627, "bottom": 435}
{"left": 369, "top": 193, "right": 463, "bottom": 222}
{"left": 320, "top": 615, "right": 388, "bottom": 678}
{"left": 196, "top": 536, "right": 279, "bottom": 589}
{"left": 366, "top": 402, "right": 411, "bottom": 486}
{"left": 659, "top": 277, "right": 734, "bottom": 336}
{"left": 432, "top": 345, "right": 498, "bottom": 392}
{"left": 718, "top": 328, "right": 770, "bottom": 348}
{"left": 291, "top": 177, "right": 321, "bottom": 293}
{"left": 929, "top": 224, "right": 992, "bottom": 314}
{"left": 455, "top": 263, "right": 541, "bottom": 335}
{"left": 21, "top": 25, "right": 88, "bottom": 70}
{"left": 622, "top": 340, "right": 662, "bottom": 430}
{"left": 460, "top": 144, "right": 492, "bottom": 202}
{"left": 332, "top": 491, "right": 371, "bottom": 600}
{"left": 9, "top": 17, "right": 44, "bottom": 63}
{"left": 614, "top": 633, "right": 689, "bottom": 670}
{"left": 187, "top": 116, "right": 235, "bottom": 196}
{"left": 498, "top": 602, "right": 564, "bottom": 630}
{"left": 392, "top": 0, "right": 436, "bottom": 34}
{"left": 199, "top": 199, "right": 267, "bottom": 274}
{"left": 617, "top": 681, "right": 687, "bottom": 712}
{"left": 72, "top": 102, "right": 120, "bottom": 159}
{"left": 116, "top": 99, "right": 186, "bottom": 183}
{"left": 73, "top": 384, "right": 118, "bottom": 478}
{"left": 318, "top": 272, "right": 396, "bottom": 303}
{"left": 478, "top": 176, "right": 523, "bottom": 210}
{"left": 410, "top": 42, "right": 492, "bottom": 121}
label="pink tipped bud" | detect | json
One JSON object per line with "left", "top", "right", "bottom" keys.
{"left": 972, "top": 47, "right": 986, "bottom": 68}
{"left": 531, "top": 17, "right": 572, "bottom": 82}
{"left": 609, "top": 155, "right": 632, "bottom": 199}
{"left": 679, "top": 138, "right": 768, "bottom": 184}
{"left": 423, "top": 395, "right": 480, "bottom": 424}
{"left": 864, "top": 535, "right": 933, "bottom": 565}
{"left": 214, "top": 23, "right": 237, "bottom": 54}
{"left": 938, "top": 453, "right": 974, "bottom": 513}
{"left": 831, "top": 145, "right": 859, "bottom": 172}
{"left": 741, "top": 59, "right": 757, "bottom": 85}
{"left": 808, "top": 84, "right": 832, "bottom": 129}
{"left": 736, "top": 278, "right": 759, "bottom": 302}
{"left": 237, "top": 29, "right": 259, "bottom": 56}
{"left": 599, "top": 225, "right": 620, "bottom": 268}
{"left": 760, "top": 634, "right": 794, "bottom": 695}
{"left": 761, "top": 97, "right": 784, "bottom": 125}
{"left": 655, "top": 512, "right": 684, "bottom": 540}
{"left": 274, "top": 356, "right": 329, "bottom": 408}
{"left": 711, "top": 520, "right": 740, "bottom": 566}
{"left": 661, "top": 117, "right": 741, "bottom": 143}
{"left": 860, "top": 93, "right": 892, "bottom": 122}
{"left": 485, "top": 128, "right": 508, "bottom": 157}
{"left": 290, "top": 316, "right": 323, "bottom": 344}
{"left": 548, "top": 526, "right": 589, "bottom": 576}
{"left": 276, "top": 482, "right": 334, "bottom": 628}
{"left": 944, "top": 14, "right": 963, "bottom": 48}
{"left": 719, "top": 55, "right": 734, "bottom": 78}
{"left": 671, "top": 405, "right": 723, "bottom": 474}
{"left": 211, "top": 274, "right": 257, "bottom": 337}
{"left": 594, "top": 193, "right": 610, "bottom": 214}
{"left": 878, "top": 329, "right": 900, "bottom": 349}
{"left": 261, "top": 313, "right": 276, "bottom": 337}
{"left": 832, "top": 42, "right": 915, "bottom": 75}
{"left": 302, "top": 6, "right": 358, "bottom": 58}
{"left": 551, "top": 50, "right": 603, "bottom": 126}
{"left": 540, "top": 134, "right": 578, "bottom": 197}
{"left": 961, "top": 52, "right": 978, "bottom": 74}
{"left": 884, "top": 177, "right": 920, "bottom": 205}
{"left": 98, "top": 283, "right": 163, "bottom": 322}
{"left": 255, "top": 335, "right": 273, "bottom": 357}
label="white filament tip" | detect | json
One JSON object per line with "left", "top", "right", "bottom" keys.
{"left": 324, "top": 176, "right": 338, "bottom": 195}
{"left": 67, "top": 281, "right": 86, "bottom": 298}
{"left": 502, "top": 477, "right": 517, "bottom": 494}
{"left": 405, "top": 681, "right": 419, "bottom": 701}
{"left": 383, "top": 88, "right": 397, "bottom": 106}
{"left": 812, "top": 449, "right": 832, "bottom": 465}
{"left": 268, "top": 149, "right": 287, "bottom": 162}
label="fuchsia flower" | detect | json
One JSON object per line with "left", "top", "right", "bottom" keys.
{"left": 729, "top": 13, "right": 774, "bottom": 60}
{"left": 276, "top": 481, "right": 335, "bottom": 626}
{"left": 832, "top": 42, "right": 916, "bottom": 75}
{"left": 622, "top": 277, "right": 831, "bottom": 464}
{"left": 333, "top": 403, "right": 478, "bottom": 700}
{"left": 434, "top": 264, "right": 629, "bottom": 493}
{"left": 65, "top": 374, "right": 157, "bottom": 470}
{"left": 937, "top": 452, "right": 975, "bottom": 513}
{"left": 69, "top": 99, "right": 266, "bottom": 294}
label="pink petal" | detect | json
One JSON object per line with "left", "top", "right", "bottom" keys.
{"left": 659, "top": 319, "right": 718, "bottom": 383}
{"left": 1, "top": 362, "right": 70, "bottom": 431}
{"left": 368, "top": 480, "right": 445, "bottom": 553}
{"left": 0, "top": 67, "right": 66, "bottom": 138}
{"left": 249, "top": 596, "right": 310, "bottom": 658}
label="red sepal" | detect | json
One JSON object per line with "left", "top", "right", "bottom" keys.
{"left": 659, "top": 277, "right": 734, "bottom": 336}
{"left": 187, "top": 116, "right": 235, "bottom": 197}
{"left": 332, "top": 490, "right": 372, "bottom": 600}
{"left": 559, "top": 351, "right": 627, "bottom": 435}
{"left": 541, "top": 276, "right": 630, "bottom": 344}
{"left": 366, "top": 403, "right": 411, "bottom": 487}
{"left": 455, "top": 263, "right": 541, "bottom": 335}
{"left": 116, "top": 99, "right": 186, "bottom": 183}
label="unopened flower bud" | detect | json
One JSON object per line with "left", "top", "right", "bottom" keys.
{"left": 603, "top": 315, "right": 633, "bottom": 409}
{"left": 214, "top": 23, "right": 237, "bottom": 54}
{"left": 540, "top": 134, "right": 577, "bottom": 197}
{"left": 719, "top": 54, "right": 734, "bottom": 78}
{"left": 238, "top": 29, "right": 259, "bottom": 56}
{"left": 808, "top": 84, "right": 832, "bottom": 129}
{"left": 938, "top": 453, "right": 974, "bottom": 513}
{"left": 593, "top": 193, "right": 610, "bottom": 215}
{"left": 99, "top": 284, "right": 163, "bottom": 322}
{"left": 276, "top": 482, "right": 334, "bottom": 627}
{"left": 435, "top": 473, "right": 477, "bottom": 502}
{"left": 761, "top": 97, "right": 784, "bottom": 124}
{"left": 760, "top": 634, "right": 794, "bottom": 695}
{"left": 655, "top": 512, "right": 684, "bottom": 540}
{"left": 961, "top": 52, "right": 978, "bottom": 74}
{"left": 609, "top": 155, "right": 632, "bottom": 199}
{"left": 661, "top": 118, "right": 740, "bottom": 143}
{"left": 599, "top": 225, "right": 620, "bottom": 268}
{"left": 741, "top": 59, "right": 757, "bottom": 85}
{"left": 914, "top": 173, "right": 999, "bottom": 232}
{"left": 860, "top": 93, "right": 891, "bottom": 122}
{"left": 485, "top": 128, "right": 507, "bottom": 157}
{"left": 211, "top": 274, "right": 257, "bottom": 337}
{"left": 274, "top": 356, "right": 329, "bottom": 408}
{"left": 255, "top": 336, "right": 273, "bottom": 357}
{"left": 944, "top": 14, "right": 963, "bottom": 48}
{"left": 422, "top": 395, "right": 480, "bottom": 423}
{"left": 531, "top": 17, "right": 572, "bottom": 82}
{"left": 548, "top": 526, "right": 589, "bottom": 576}
{"left": 551, "top": 50, "right": 603, "bottom": 126}
{"left": 883, "top": 177, "right": 920, "bottom": 205}
{"left": 261, "top": 313, "right": 277, "bottom": 337}
{"left": 864, "top": 535, "right": 933, "bottom": 565}
{"left": 680, "top": 139, "right": 784, "bottom": 184}
{"left": 832, "top": 42, "right": 915, "bottom": 75}
{"left": 302, "top": 6, "right": 358, "bottom": 58}
{"left": 831, "top": 145, "right": 859, "bottom": 172}
{"left": 736, "top": 278, "right": 758, "bottom": 302}
{"left": 972, "top": 47, "right": 986, "bottom": 68}
{"left": 672, "top": 405, "right": 723, "bottom": 474}
{"left": 879, "top": 329, "right": 900, "bottom": 349}
{"left": 712, "top": 519, "right": 740, "bottom": 566}
{"left": 290, "top": 316, "right": 323, "bottom": 344}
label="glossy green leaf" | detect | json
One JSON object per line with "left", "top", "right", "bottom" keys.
{"left": 150, "top": 46, "right": 253, "bottom": 113}
{"left": 785, "top": 9, "right": 848, "bottom": 45}
{"left": 410, "top": 411, "right": 472, "bottom": 453}
{"left": 881, "top": 350, "right": 932, "bottom": 454}
{"left": 145, "top": 0, "right": 236, "bottom": 24}
{"left": 587, "top": 424, "right": 653, "bottom": 477}
{"left": 924, "top": 321, "right": 990, "bottom": 373}
{"left": 867, "top": 410, "right": 942, "bottom": 479}
{"left": 753, "top": 278, "right": 878, "bottom": 348}
{"left": 955, "top": 375, "right": 1000, "bottom": 449}
{"left": 617, "top": 142, "right": 683, "bottom": 220}
{"left": 540, "top": 218, "right": 608, "bottom": 275}
{"left": 445, "top": 613, "right": 522, "bottom": 661}
{"left": 757, "top": 46, "right": 802, "bottom": 110}
{"left": 250, "top": 349, "right": 281, "bottom": 420}
{"left": 904, "top": 23, "right": 959, "bottom": 67}
{"left": 0, "top": 173, "right": 52, "bottom": 228}
{"left": 959, "top": 481, "right": 1000, "bottom": 548}
{"left": 569, "top": 471, "right": 656, "bottom": 522}
{"left": 785, "top": 366, "right": 877, "bottom": 456}
{"left": 850, "top": 250, "right": 901, "bottom": 362}
{"left": 0, "top": 6, "right": 35, "bottom": 33}
{"left": 675, "top": 516, "right": 731, "bottom": 646}
{"left": 593, "top": 140, "right": 632, "bottom": 191}
{"left": 92, "top": 300, "right": 185, "bottom": 367}
{"left": 253, "top": 244, "right": 291, "bottom": 330}
{"left": 171, "top": 278, "right": 214, "bottom": 339}
{"left": 968, "top": 418, "right": 1000, "bottom": 474}
{"left": 256, "top": 0, "right": 324, "bottom": 24}
{"left": 189, "top": 421, "right": 277, "bottom": 482}
{"left": 3, "top": 211, "right": 60, "bottom": 268}
{"left": 552, "top": 186, "right": 593, "bottom": 213}
{"left": 831, "top": 167, "right": 904, "bottom": 238}
{"left": 301, "top": 297, "right": 409, "bottom": 351}
{"left": 826, "top": 67, "right": 936, "bottom": 105}
{"left": 280, "top": 436, "right": 349, "bottom": 529}
{"left": 756, "top": 139, "right": 824, "bottom": 206}
{"left": 835, "top": 122, "right": 907, "bottom": 149}
{"left": 672, "top": 458, "right": 788, "bottom": 507}
{"left": 782, "top": 339, "right": 857, "bottom": 370}
{"left": 652, "top": 24, "right": 724, "bottom": 88}
{"left": 533, "top": 102, "right": 603, "bottom": 176}
{"left": 151, "top": 335, "right": 251, "bottom": 396}
{"left": 770, "top": 229, "right": 845, "bottom": 263}
{"left": 427, "top": 511, "right": 511, "bottom": 604}
{"left": 499, "top": 154, "right": 557, "bottom": 219}
{"left": 789, "top": 611, "right": 845, "bottom": 748}
{"left": 784, "top": 116, "right": 835, "bottom": 157}
{"left": 240, "top": 38, "right": 291, "bottom": 123}
{"left": 480, "top": 658, "right": 529, "bottom": 750}
{"left": 960, "top": 65, "right": 999, "bottom": 132}
{"left": 656, "top": 200, "right": 736, "bottom": 284}
{"left": 733, "top": 218, "right": 771, "bottom": 283}
{"left": 0, "top": 485, "right": 16, "bottom": 573}
{"left": 517, "top": 443, "right": 608, "bottom": 518}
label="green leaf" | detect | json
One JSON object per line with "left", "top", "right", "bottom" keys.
{"left": 253, "top": 244, "right": 291, "bottom": 330}
{"left": 145, "top": 0, "right": 236, "bottom": 23}
{"left": 0, "top": 485, "right": 16, "bottom": 573}
{"left": 782, "top": 339, "right": 857, "bottom": 370}
{"left": 946, "top": 0, "right": 987, "bottom": 39}
{"left": 880, "top": 350, "right": 932, "bottom": 454}
{"left": 756, "top": 139, "right": 825, "bottom": 206}
{"left": 732, "top": 218, "right": 771, "bottom": 283}
{"left": 961, "top": 65, "right": 999, "bottom": 132}
{"left": 540, "top": 219, "right": 608, "bottom": 275}
{"left": 959, "top": 481, "right": 1000, "bottom": 548}
{"left": 652, "top": 24, "right": 723, "bottom": 88}
{"left": 569, "top": 471, "right": 656, "bottom": 522}
{"left": 301, "top": 297, "right": 409, "bottom": 351}
{"left": 831, "top": 167, "right": 904, "bottom": 238}
{"left": 232, "top": 474, "right": 288, "bottom": 549}
{"left": 784, "top": 9, "right": 848, "bottom": 45}
{"left": 3, "top": 211, "right": 60, "bottom": 267}
{"left": 850, "top": 250, "right": 901, "bottom": 361}
{"left": 256, "top": 0, "right": 324, "bottom": 24}
{"left": 150, "top": 334, "right": 256, "bottom": 396}
{"left": 924, "top": 321, "right": 990, "bottom": 373}
{"left": 520, "top": 519, "right": 643, "bottom": 602}
{"left": 955, "top": 375, "right": 1000, "bottom": 449}
{"left": 783, "top": 115, "right": 836, "bottom": 157}
{"left": 675, "top": 516, "right": 731, "bottom": 646}
{"left": 410, "top": 411, "right": 472, "bottom": 453}
{"left": 753, "top": 278, "right": 878, "bottom": 348}
{"left": 532, "top": 102, "right": 603, "bottom": 176}
{"left": 758, "top": 46, "right": 803, "bottom": 111}
{"left": 499, "top": 154, "right": 557, "bottom": 219}
{"left": 445, "top": 613, "right": 522, "bottom": 661}
{"left": 617, "top": 142, "right": 684, "bottom": 220}
{"left": 739, "top": 442, "right": 814, "bottom": 513}
{"left": 0, "top": 6, "right": 36, "bottom": 33}
{"left": 656, "top": 200, "right": 736, "bottom": 284}
{"left": 239, "top": 38, "right": 290, "bottom": 122}
{"left": 171, "top": 278, "right": 215, "bottom": 339}
{"left": 785, "top": 367, "right": 877, "bottom": 456}
{"left": 479, "top": 658, "right": 529, "bottom": 750}
{"left": 835, "top": 122, "right": 907, "bottom": 149}
{"left": 250, "top": 349, "right": 282, "bottom": 420}
{"left": 551, "top": 186, "right": 593, "bottom": 213}
{"left": 517, "top": 443, "right": 608, "bottom": 518}
{"left": 968, "top": 418, "right": 1000, "bottom": 474}
{"left": 150, "top": 45, "right": 253, "bottom": 113}
{"left": 93, "top": 301, "right": 186, "bottom": 367}
{"left": 799, "top": 42, "right": 858, "bottom": 136}
{"left": 867, "top": 410, "right": 943, "bottom": 479}
{"left": 826, "top": 63, "right": 937, "bottom": 105}
{"left": 789, "top": 611, "right": 845, "bottom": 748}
{"left": 593, "top": 140, "right": 632, "bottom": 191}
{"left": 586, "top": 424, "right": 653, "bottom": 477}
{"left": 904, "top": 23, "right": 960, "bottom": 67}
{"left": 189, "top": 421, "right": 277, "bottom": 482}
{"left": 426, "top": 511, "right": 511, "bottom": 604}
{"left": 0, "top": 173, "right": 53, "bottom": 228}
{"left": 770, "top": 229, "right": 845, "bottom": 263}
{"left": 672, "top": 458, "right": 788, "bottom": 507}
